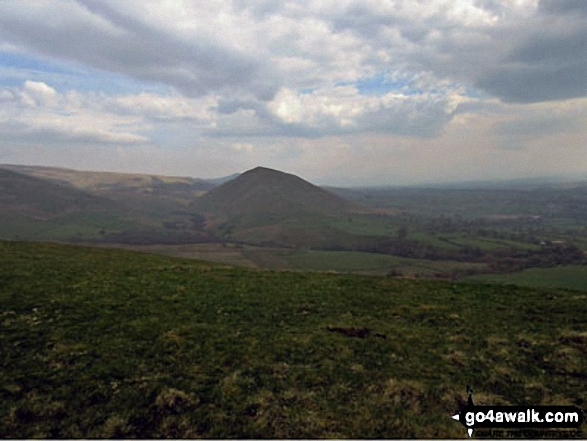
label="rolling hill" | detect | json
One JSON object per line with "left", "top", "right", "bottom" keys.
{"left": 0, "top": 168, "right": 150, "bottom": 241}
{"left": 0, "top": 165, "right": 226, "bottom": 244}
{"left": 0, "top": 168, "right": 118, "bottom": 219}
{"left": 0, "top": 164, "right": 214, "bottom": 192}
{"left": 191, "top": 167, "right": 364, "bottom": 247}
{"left": 0, "top": 164, "right": 363, "bottom": 247}
{"left": 0, "top": 164, "right": 216, "bottom": 211}
{"left": 193, "top": 166, "right": 355, "bottom": 217}
{"left": 0, "top": 167, "right": 214, "bottom": 244}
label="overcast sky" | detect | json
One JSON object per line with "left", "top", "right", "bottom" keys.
{"left": 0, "top": 0, "right": 585, "bottom": 185}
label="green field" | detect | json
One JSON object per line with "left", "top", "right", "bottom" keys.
{"left": 327, "top": 214, "right": 401, "bottom": 236}
{"left": 285, "top": 249, "right": 403, "bottom": 272}
{"left": 1, "top": 241, "right": 585, "bottom": 438}
{"left": 111, "top": 243, "right": 259, "bottom": 268}
{"left": 440, "top": 235, "right": 541, "bottom": 251}
{"left": 116, "top": 244, "right": 487, "bottom": 277}
{"left": 280, "top": 249, "right": 486, "bottom": 276}
{"left": 464, "top": 265, "right": 587, "bottom": 292}
{"left": 0, "top": 212, "right": 142, "bottom": 242}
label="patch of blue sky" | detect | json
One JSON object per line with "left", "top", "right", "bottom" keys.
{"left": 336, "top": 72, "right": 423, "bottom": 96}
{"left": 0, "top": 76, "right": 23, "bottom": 88}
{"left": 462, "top": 87, "right": 486, "bottom": 99}
{"left": 0, "top": 51, "right": 79, "bottom": 76}
{"left": 336, "top": 72, "right": 485, "bottom": 100}
{"left": 0, "top": 51, "right": 172, "bottom": 95}
{"left": 299, "top": 87, "right": 316, "bottom": 95}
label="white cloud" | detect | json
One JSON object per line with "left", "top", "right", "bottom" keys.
{"left": 0, "top": 82, "right": 150, "bottom": 145}
{"left": 0, "top": 1, "right": 585, "bottom": 183}
{"left": 0, "top": 89, "right": 16, "bottom": 102}
{"left": 22, "top": 81, "right": 58, "bottom": 107}
{"left": 233, "top": 142, "right": 254, "bottom": 152}
{"left": 266, "top": 83, "right": 460, "bottom": 137}
{"left": 269, "top": 85, "right": 374, "bottom": 128}
{"left": 110, "top": 93, "right": 218, "bottom": 126}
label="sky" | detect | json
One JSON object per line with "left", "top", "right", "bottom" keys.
{"left": 0, "top": 0, "right": 586, "bottom": 186}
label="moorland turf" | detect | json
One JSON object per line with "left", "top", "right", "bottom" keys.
{"left": 1, "top": 241, "right": 585, "bottom": 438}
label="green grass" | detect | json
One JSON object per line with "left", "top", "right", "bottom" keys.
{"left": 409, "top": 232, "right": 462, "bottom": 251}
{"left": 464, "top": 265, "right": 587, "bottom": 292}
{"left": 281, "top": 249, "right": 485, "bottom": 276}
{"left": 283, "top": 249, "right": 401, "bottom": 272}
{"left": 113, "top": 243, "right": 259, "bottom": 268}
{"left": 104, "top": 245, "right": 488, "bottom": 277}
{"left": 442, "top": 235, "right": 540, "bottom": 251}
{"left": 1, "top": 241, "right": 585, "bottom": 438}
{"left": 407, "top": 233, "right": 541, "bottom": 252}
{"left": 327, "top": 214, "right": 400, "bottom": 236}
{"left": 0, "top": 212, "right": 143, "bottom": 242}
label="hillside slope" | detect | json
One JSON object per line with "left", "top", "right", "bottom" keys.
{"left": 1, "top": 241, "right": 585, "bottom": 438}
{"left": 0, "top": 165, "right": 220, "bottom": 244}
{"left": 193, "top": 167, "right": 354, "bottom": 217}
{"left": 0, "top": 168, "right": 151, "bottom": 241}
{"left": 1, "top": 164, "right": 215, "bottom": 211}
{"left": 1, "top": 164, "right": 213, "bottom": 193}
{"left": 0, "top": 168, "right": 118, "bottom": 218}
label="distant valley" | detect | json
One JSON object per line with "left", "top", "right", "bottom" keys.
{"left": 1, "top": 163, "right": 586, "bottom": 290}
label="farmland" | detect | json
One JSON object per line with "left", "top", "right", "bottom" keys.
{"left": 2, "top": 165, "right": 586, "bottom": 282}
{"left": 464, "top": 265, "right": 587, "bottom": 292}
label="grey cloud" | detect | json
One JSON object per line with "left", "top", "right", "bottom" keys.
{"left": 0, "top": 120, "right": 147, "bottom": 146}
{"left": 398, "top": 25, "right": 431, "bottom": 45}
{"left": 473, "top": 0, "right": 505, "bottom": 14}
{"left": 0, "top": 146, "right": 15, "bottom": 160}
{"left": 477, "top": 23, "right": 587, "bottom": 103}
{"left": 478, "top": 63, "right": 587, "bottom": 103}
{"left": 493, "top": 112, "right": 584, "bottom": 150}
{"left": 539, "top": 0, "right": 587, "bottom": 15}
{"left": 210, "top": 95, "right": 454, "bottom": 139}
{"left": 494, "top": 115, "right": 580, "bottom": 138}
{"left": 452, "top": 99, "right": 502, "bottom": 116}
{"left": 216, "top": 99, "right": 263, "bottom": 115}
{"left": 330, "top": 4, "right": 399, "bottom": 39}
{"left": 327, "top": 2, "right": 434, "bottom": 46}
{"left": 231, "top": 0, "right": 284, "bottom": 19}
{"left": 1, "top": 0, "right": 584, "bottom": 129}
{"left": 320, "top": 1, "right": 587, "bottom": 104}
{"left": 0, "top": 0, "right": 279, "bottom": 100}
{"left": 355, "top": 100, "right": 454, "bottom": 138}
{"left": 0, "top": 90, "right": 17, "bottom": 102}
{"left": 509, "top": 29, "right": 587, "bottom": 66}
{"left": 209, "top": 116, "right": 388, "bottom": 139}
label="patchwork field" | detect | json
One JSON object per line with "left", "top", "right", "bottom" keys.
{"left": 1, "top": 241, "right": 585, "bottom": 438}
{"left": 464, "top": 265, "right": 587, "bottom": 292}
{"left": 2, "top": 165, "right": 586, "bottom": 283}
{"left": 107, "top": 243, "right": 488, "bottom": 277}
{"left": 277, "top": 249, "right": 487, "bottom": 276}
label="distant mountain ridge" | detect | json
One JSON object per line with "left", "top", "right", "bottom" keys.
{"left": 193, "top": 166, "right": 355, "bottom": 217}
{"left": 0, "top": 164, "right": 215, "bottom": 192}
{"left": 0, "top": 163, "right": 221, "bottom": 216}
{"left": 0, "top": 164, "right": 359, "bottom": 246}
{"left": 0, "top": 168, "right": 118, "bottom": 218}
{"left": 205, "top": 173, "right": 241, "bottom": 186}
{"left": 0, "top": 165, "right": 217, "bottom": 243}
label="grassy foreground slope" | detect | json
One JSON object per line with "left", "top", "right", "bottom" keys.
{"left": 1, "top": 242, "right": 585, "bottom": 438}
